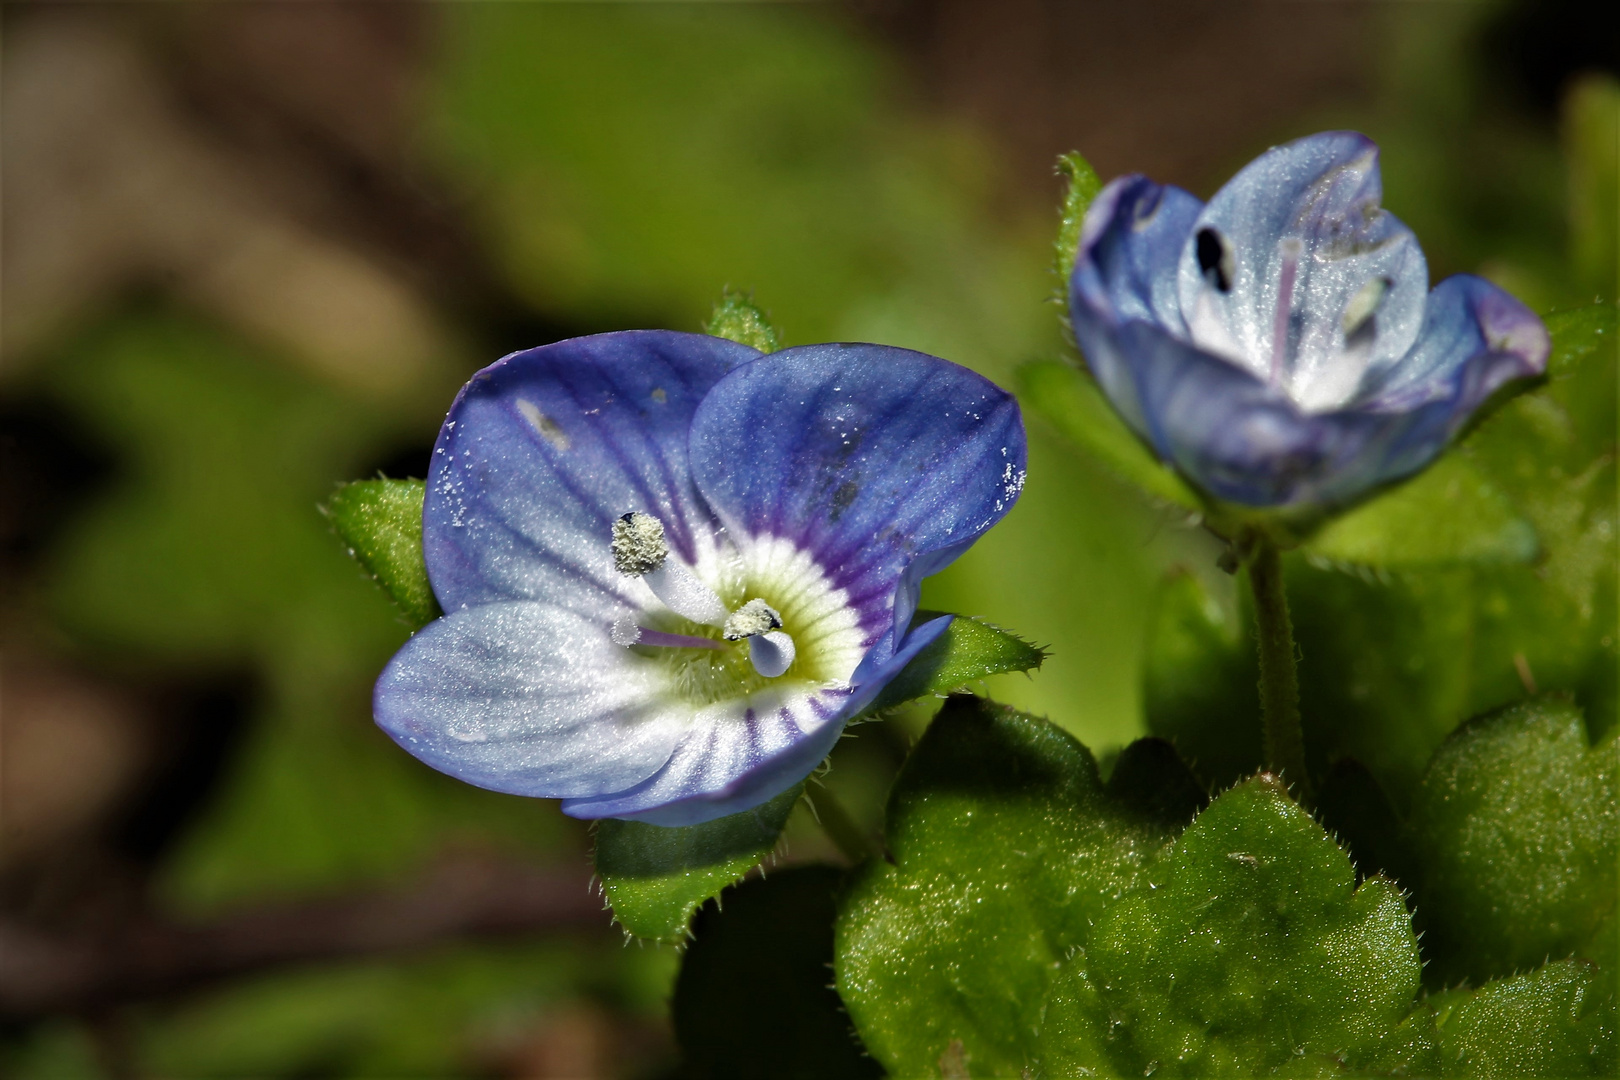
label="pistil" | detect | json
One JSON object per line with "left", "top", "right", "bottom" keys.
{"left": 1270, "top": 237, "right": 1302, "bottom": 386}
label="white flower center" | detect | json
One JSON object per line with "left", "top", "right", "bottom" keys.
{"left": 609, "top": 513, "right": 863, "bottom": 691}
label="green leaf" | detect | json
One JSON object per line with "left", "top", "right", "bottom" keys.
{"left": 594, "top": 784, "right": 801, "bottom": 944}
{"left": 673, "top": 866, "right": 881, "bottom": 1080}
{"left": 323, "top": 479, "right": 441, "bottom": 629}
{"left": 1409, "top": 696, "right": 1618, "bottom": 985}
{"left": 1053, "top": 151, "right": 1102, "bottom": 289}
{"left": 703, "top": 288, "right": 782, "bottom": 353}
{"left": 1016, "top": 358, "right": 1201, "bottom": 511}
{"left": 835, "top": 697, "right": 1196, "bottom": 1078}
{"left": 863, "top": 612, "right": 1046, "bottom": 715}
{"left": 1305, "top": 453, "right": 1539, "bottom": 568}
{"left": 837, "top": 697, "right": 1466, "bottom": 1077}
{"left": 1073, "top": 776, "right": 1431, "bottom": 1076}
{"left": 1431, "top": 960, "right": 1616, "bottom": 1077}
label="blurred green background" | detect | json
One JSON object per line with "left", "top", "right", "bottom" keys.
{"left": 1, "top": 1, "right": 1613, "bottom": 1077}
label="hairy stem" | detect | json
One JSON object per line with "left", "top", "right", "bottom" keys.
{"left": 1247, "top": 540, "right": 1313, "bottom": 801}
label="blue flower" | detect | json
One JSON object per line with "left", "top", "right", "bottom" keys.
{"left": 373, "top": 332, "right": 1026, "bottom": 826}
{"left": 1069, "top": 131, "right": 1549, "bottom": 515}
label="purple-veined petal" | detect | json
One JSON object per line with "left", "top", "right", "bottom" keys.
{"left": 688, "top": 344, "right": 1025, "bottom": 661}
{"left": 1175, "top": 132, "right": 1429, "bottom": 410}
{"left": 1360, "top": 274, "right": 1549, "bottom": 413}
{"left": 374, "top": 601, "right": 690, "bottom": 799}
{"left": 424, "top": 331, "right": 759, "bottom": 616}
{"left": 563, "top": 614, "right": 954, "bottom": 826}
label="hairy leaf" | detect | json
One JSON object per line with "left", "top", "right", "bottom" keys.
{"left": 1073, "top": 777, "right": 1431, "bottom": 1075}
{"left": 836, "top": 697, "right": 1186, "bottom": 1078}
{"left": 1410, "top": 696, "right": 1618, "bottom": 984}
{"left": 595, "top": 785, "right": 801, "bottom": 944}
{"left": 673, "top": 866, "right": 880, "bottom": 1079}
{"left": 1430, "top": 960, "right": 1616, "bottom": 1077}
{"left": 323, "top": 479, "right": 441, "bottom": 629}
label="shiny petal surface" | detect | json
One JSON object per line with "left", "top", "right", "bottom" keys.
{"left": 424, "top": 331, "right": 759, "bottom": 615}
{"left": 375, "top": 601, "right": 688, "bottom": 799}
{"left": 689, "top": 344, "right": 1025, "bottom": 659}
{"left": 1175, "top": 132, "right": 1428, "bottom": 410}
{"left": 559, "top": 684, "right": 846, "bottom": 825}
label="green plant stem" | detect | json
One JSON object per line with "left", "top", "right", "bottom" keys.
{"left": 1247, "top": 540, "right": 1313, "bottom": 802}
{"left": 808, "top": 786, "right": 878, "bottom": 865}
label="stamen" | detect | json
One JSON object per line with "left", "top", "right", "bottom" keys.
{"left": 723, "top": 598, "right": 783, "bottom": 641}
{"left": 747, "top": 630, "right": 796, "bottom": 678}
{"left": 1271, "top": 237, "right": 1302, "bottom": 385}
{"left": 1341, "top": 276, "right": 1391, "bottom": 346}
{"left": 611, "top": 512, "right": 668, "bottom": 575}
{"left": 611, "top": 511, "right": 728, "bottom": 626}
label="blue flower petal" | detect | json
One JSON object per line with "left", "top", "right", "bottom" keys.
{"left": 374, "top": 601, "right": 688, "bottom": 799}
{"left": 424, "top": 331, "right": 759, "bottom": 614}
{"left": 1071, "top": 175, "right": 1203, "bottom": 437}
{"left": 1074, "top": 175, "right": 1202, "bottom": 332}
{"left": 1361, "top": 274, "right": 1550, "bottom": 412}
{"left": 561, "top": 615, "right": 954, "bottom": 826}
{"left": 688, "top": 344, "right": 1025, "bottom": 661}
{"left": 1176, "top": 132, "right": 1429, "bottom": 410}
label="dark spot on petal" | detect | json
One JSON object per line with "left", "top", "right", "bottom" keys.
{"left": 829, "top": 480, "right": 859, "bottom": 522}
{"left": 1196, "top": 227, "right": 1233, "bottom": 293}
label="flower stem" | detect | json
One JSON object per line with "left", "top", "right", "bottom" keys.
{"left": 807, "top": 786, "right": 878, "bottom": 865}
{"left": 1247, "top": 539, "right": 1313, "bottom": 801}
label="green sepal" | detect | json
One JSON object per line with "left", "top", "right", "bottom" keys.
{"left": 673, "top": 866, "right": 882, "bottom": 1079}
{"left": 594, "top": 784, "right": 802, "bottom": 944}
{"left": 862, "top": 611, "right": 1046, "bottom": 715}
{"left": 1016, "top": 358, "right": 1201, "bottom": 511}
{"left": 322, "top": 479, "right": 441, "bottom": 629}
{"left": 703, "top": 289, "right": 782, "bottom": 353}
{"left": 1409, "top": 695, "right": 1618, "bottom": 985}
{"left": 1054, "top": 150, "right": 1103, "bottom": 290}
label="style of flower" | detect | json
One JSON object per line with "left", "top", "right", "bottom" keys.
{"left": 1068, "top": 131, "right": 1549, "bottom": 514}
{"left": 373, "top": 332, "right": 1026, "bottom": 826}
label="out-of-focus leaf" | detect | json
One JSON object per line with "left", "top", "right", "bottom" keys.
{"left": 863, "top": 612, "right": 1045, "bottom": 715}
{"left": 1565, "top": 76, "right": 1620, "bottom": 298}
{"left": 1053, "top": 151, "right": 1101, "bottom": 288}
{"left": 835, "top": 697, "right": 1197, "bottom": 1077}
{"left": 1306, "top": 453, "right": 1538, "bottom": 568}
{"left": 595, "top": 785, "right": 802, "bottom": 944}
{"left": 1430, "top": 960, "right": 1616, "bottom": 1078}
{"left": 1016, "top": 358, "right": 1201, "bottom": 511}
{"left": 673, "top": 866, "right": 880, "bottom": 1080}
{"left": 1141, "top": 570, "right": 1260, "bottom": 790}
{"left": 1410, "top": 696, "right": 1618, "bottom": 984}
{"left": 324, "top": 479, "right": 441, "bottom": 629}
{"left": 702, "top": 289, "right": 781, "bottom": 353}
